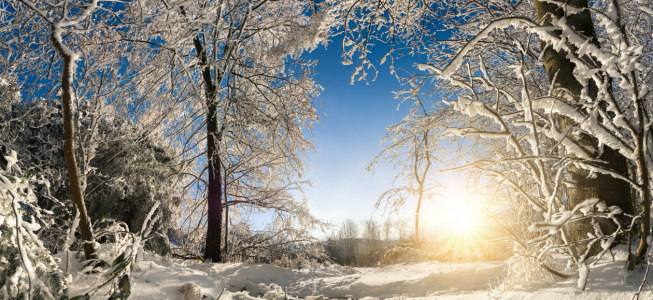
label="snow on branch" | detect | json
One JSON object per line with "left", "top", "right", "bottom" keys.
{"left": 0, "top": 151, "right": 67, "bottom": 298}
{"left": 531, "top": 97, "right": 636, "bottom": 159}
{"left": 440, "top": 17, "right": 537, "bottom": 79}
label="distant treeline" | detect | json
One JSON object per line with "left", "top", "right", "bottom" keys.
{"left": 324, "top": 217, "right": 512, "bottom": 267}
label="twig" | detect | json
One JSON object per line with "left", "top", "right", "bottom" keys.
{"left": 541, "top": 263, "right": 573, "bottom": 279}
{"left": 216, "top": 288, "right": 226, "bottom": 300}
{"left": 171, "top": 253, "right": 204, "bottom": 260}
{"left": 633, "top": 259, "right": 651, "bottom": 300}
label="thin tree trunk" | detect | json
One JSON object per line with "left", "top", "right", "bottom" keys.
{"left": 413, "top": 131, "right": 431, "bottom": 244}
{"left": 50, "top": 28, "right": 97, "bottom": 260}
{"left": 534, "top": 0, "right": 634, "bottom": 256}
{"left": 413, "top": 143, "right": 422, "bottom": 244}
{"left": 415, "top": 191, "right": 421, "bottom": 244}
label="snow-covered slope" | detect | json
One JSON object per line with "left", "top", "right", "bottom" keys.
{"left": 62, "top": 246, "right": 653, "bottom": 299}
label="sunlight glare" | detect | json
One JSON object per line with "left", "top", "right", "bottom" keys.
{"left": 453, "top": 212, "right": 474, "bottom": 234}
{"left": 426, "top": 181, "right": 485, "bottom": 245}
{"left": 443, "top": 193, "right": 477, "bottom": 235}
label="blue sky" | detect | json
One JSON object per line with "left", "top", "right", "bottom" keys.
{"left": 302, "top": 43, "right": 417, "bottom": 230}
{"left": 297, "top": 42, "right": 481, "bottom": 238}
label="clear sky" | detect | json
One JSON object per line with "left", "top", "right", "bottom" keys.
{"left": 302, "top": 43, "right": 411, "bottom": 231}
{"left": 299, "top": 41, "right": 465, "bottom": 237}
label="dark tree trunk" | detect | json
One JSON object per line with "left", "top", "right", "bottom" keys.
{"left": 205, "top": 100, "right": 223, "bottom": 262}
{"left": 193, "top": 35, "right": 224, "bottom": 262}
{"left": 50, "top": 28, "right": 98, "bottom": 261}
{"left": 223, "top": 171, "right": 229, "bottom": 260}
{"left": 534, "top": 0, "right": 634, "bottom": 256}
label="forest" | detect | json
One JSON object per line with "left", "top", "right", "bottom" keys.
{"left": 1, "top": 0, "right": 653, "bottom": 299}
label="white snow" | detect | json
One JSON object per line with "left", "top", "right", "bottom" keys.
{"left": 3, "top": 150, "right": 18, "bottom": 172}
{"left": 57, "top": 245, "right": 653, "bottom": 300}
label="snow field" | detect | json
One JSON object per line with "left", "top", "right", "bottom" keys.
{"left": 59, "top": 245, "right": 653, "bottom": 300}
{"left": 61, "top": 248, "right": 507, "bottom": 299}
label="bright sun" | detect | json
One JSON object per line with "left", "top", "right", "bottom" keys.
{"left": 453, "top": 213, "right": 475, "bottom": 234}
{"left": 444, "top": 200, "right": 478, "bottom": 236}
{"left": 426, "top": 183, "right": 485, "bottom": 244}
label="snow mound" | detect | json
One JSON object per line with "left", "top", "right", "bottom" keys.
{"left": 179, "top": 282, "right": 202, "bottom": 300}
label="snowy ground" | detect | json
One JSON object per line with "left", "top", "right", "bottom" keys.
{"left": 62, "top": 245, "right": 653, "bottom": 299}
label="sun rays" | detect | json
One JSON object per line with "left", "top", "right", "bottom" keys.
{"left": 424, "top": 182, "right": 490, "bottom": 247}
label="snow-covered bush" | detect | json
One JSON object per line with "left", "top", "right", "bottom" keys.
{"left": 173, "top": 182, "right": 328, "bottom": 264}
{"left": 220, "top": 221, "right": 327, "bottom": 267}
{"left": 0, "top": 150, "right": 68, "bottom": 299}
{"left": 505, "top": 246, "right": 557, "bottom": 286}
{"left": 70, "top": 201, "right": 162, "bottom": 299}
{"left": 0, "top": 100, "right": 183, "bottom": 256}
{"left": 86, "top": 131, "right": 183, "bottom": 257}
{"left": 380, "top": 243, "right": 433, "bottom": 265}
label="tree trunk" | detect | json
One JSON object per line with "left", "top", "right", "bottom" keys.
{"left": 636, "top": 151, "right": 650, "bottom": 257}
{"left": 50, "top": 28, "right": 97, "bottom": 260}
{"left": 204, "top": 99, "right": 223, "bottom": 262}
{"left": 193, "top": 34, "right": 224, "bottom": 263}
{"left": 413, "top": 131, "right": 430, "bottom": 244}
{"left": 635, "top": 87, "right": 651, "bottom": 257}
{"left": 415, "top": 191, "right": 421, "bottom": 244}
{"left": 534, "top": 0, "right": 634, "bottom": 256}
{"left": 223, "top": 171, "right": 229, "bottom": 260}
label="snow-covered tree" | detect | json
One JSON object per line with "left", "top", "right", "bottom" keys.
{"left": 362, "top": 218, "right": 381, "bottom": 251}
{"left": 2, "top": 0, "right": 194, "bottom": 260}
{"left": 395, "top": 217, "right": 412, "bottom": 242}
{"left": 3, "top": 0, "right": 334, "bottom": 266}
{"left": 142, "top": 0, "right": 332, "bottom": 262}
{"left": 333, "top": 0, "right": 653, "bottom": 287}
{"left": 368, "top": 103, "right": 447, "bottom": 243}
{"left": 4, "top": 0, "right": 123, "bottom": 260}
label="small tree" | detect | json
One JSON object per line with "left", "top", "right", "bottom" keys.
{"left": 368, "top": 109, "right": 445, "bottom": 243}
{"left": 147, "top": 0, "right": 331, "bottom": 262}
